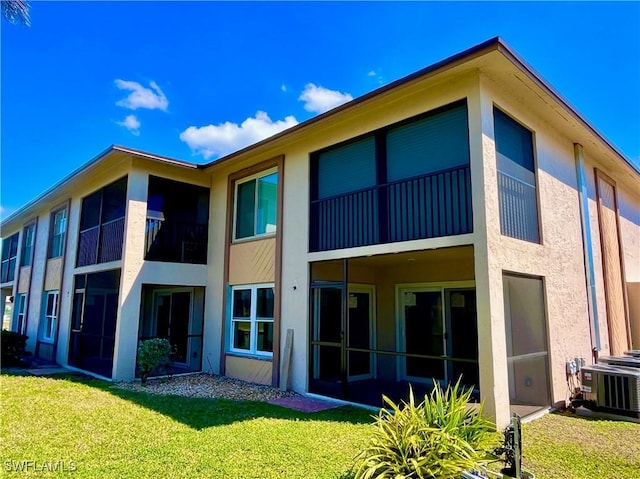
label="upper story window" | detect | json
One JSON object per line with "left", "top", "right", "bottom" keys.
{"left": 1, "top": 233, "right": 19, "bottom": 283}
{"left": 48, "top": 208, "right": 68, "bottom": 259}
{"left": 310, "top": 100, "right": 472, "bottom": 252}
{"left": 21, "top": 224, "right": 35, "bottom": 266}
{"left": 77, "top": 177, "right": 127, "bottom": 267}
{"left": 493, "top": 107, "right": 540, "bottom": 243}
{"left": 234, "top": 169, "right": 278, "bottom": 241}
{"left": 145, "top": 176, "right": 209, "bottom": 264}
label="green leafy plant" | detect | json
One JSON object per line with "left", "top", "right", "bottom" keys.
{"left": 1, "top": 330, "right": 30, "bottom": 367}
{"left": 352, "top": 380, "right": 497, "bottom": 479}
{"left": 136, "top": 338, "right": 172, "bottom": 385}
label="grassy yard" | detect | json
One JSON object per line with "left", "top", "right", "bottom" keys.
{"left": 1, "top": 373, "right": 639, "bottom": 478}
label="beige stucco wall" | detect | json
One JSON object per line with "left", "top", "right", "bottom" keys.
{"left": 479, "top": 73, "right": 594, "bottom": 411}
{"left": 274, "top": 74, "right": 504, "bottom": 412}
{"left": 111, "top": 162, "right": 211, "bottom": 380}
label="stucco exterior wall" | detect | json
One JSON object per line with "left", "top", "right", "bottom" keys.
{"left": 111, "top": 161, "right": 212, "bottom": 380}
{"left": 278, "top": 75, "right": 483, "bottom": 398}
{"left": 480, "top": 73, "right": 593, "bottom": 409}
{"left": 57, "top": 162, "right": 132, "bottom": 369}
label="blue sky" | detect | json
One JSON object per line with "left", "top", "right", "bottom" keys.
{"left": 2, "top": 1, "right": 639, "bottom": 218}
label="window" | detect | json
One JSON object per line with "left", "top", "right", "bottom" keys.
{"left": 42, "top": 291, "right": 59, "bottom": 343}
{"left": 494, "top": 107, "right": 540, "bottom": 243}
{"left": 15, "top": 293, "right": 27, "bottom": 334}
{"left": 21, "top": 224, "right": 35, "bottom": 266}
{"left": 77, "top": 177, "right": 128, "bottom": 266}
{"left": 234, "top": 170, "right": 278, "bottom": 240}
{"left": 229, "top": 284, "right": 274, "bottom": 356}
{"left": 310, "top": 100, "right": 472, "bottom": 252}
{"left": 316, "top": 137, "right": 376, "bottom": 200}
{"left": 49, "top": 208, "right": 68, "bottom": 258}
{"left": 1, "top": 233, "right": 19, "bottom": 283}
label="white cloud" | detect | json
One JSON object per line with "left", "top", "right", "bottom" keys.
{"left": 180, "top": 111, "right": 298, "bottom": 159}
{"left": 117, "top": 114, "right": 141, "bottom": 136}
{"left": 367, "top": 70, "right": 376, "bottom": 77}
{"left": 281, "top": 84, "right": 287, "bottom": 92}
{"left": 298, "top": 83, "right": 353, "bottom": 114}
{"left": 115, "top": 80, "right": 168, "bottom": 111}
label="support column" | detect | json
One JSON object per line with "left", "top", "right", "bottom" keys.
{"left": 112, "top": 168, "right": 148, "bottom": 380}
{"left": 468, "top": 77, "right": 510, "bottom": 428}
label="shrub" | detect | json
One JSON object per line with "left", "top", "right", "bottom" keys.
{"left": 1, "top": 330, "right": 30, "bottom": 367}
{"left": 137, "top": 338, "right": 172, "bottom": 385}
{"left": 352, "top": 380, "right": 497, "bottom": 479}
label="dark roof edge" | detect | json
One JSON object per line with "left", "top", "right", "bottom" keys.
{"left": 495, "top": 41, "right": 640, "bottom": 176}
{"left": 1, "top": 145, "right": 200, "bottom": 228}
{"left": 199, "top": 37, "right": 502, "bottom": 171}
{"left": 200, "top": 36, "right": 639, "bottom": 177}
{"left": 111, "top": 145, "right": 199, "bottom": 169}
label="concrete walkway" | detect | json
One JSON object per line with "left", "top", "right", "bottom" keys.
{"left": 268, "top": 396, "right": 343, "bottom": 412}
{"left": 26, "top": 367, "right": 70, "bottom": 376}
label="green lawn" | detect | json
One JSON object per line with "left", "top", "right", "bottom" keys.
{"left": 1, "top": 374, "right": 639, "bottom": 478}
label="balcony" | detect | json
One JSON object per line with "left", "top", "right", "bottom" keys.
{"left": 145, "top": 219, "right": 207, "bottom": 264}
{"left": 310, "top": 164, "right": 472, "bottom": 252}
{"left": 77, "top": 218, "right": 125, "bottom": 266}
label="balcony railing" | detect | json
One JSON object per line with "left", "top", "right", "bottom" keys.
{"left": 497, "top": 171, "right": 539, "bottom": 243}
{"left": 77, "top": 217, "right": 125, "bottom": 267}
{"left": 310, "top": 165, "right": 472, "bottom": 252}
{"left": 145, "top": 219, "right": 208, "bottom": 264}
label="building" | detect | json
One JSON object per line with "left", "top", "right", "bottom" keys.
{"left": 2, "top": 38, "right": 639, "bottom": 428}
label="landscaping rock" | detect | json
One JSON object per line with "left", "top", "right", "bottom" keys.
{"left": 114, "top": 373, "right": 299, "bottom": 402}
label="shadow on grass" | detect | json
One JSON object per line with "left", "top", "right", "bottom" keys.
{"left": 4, "top": 371, "right": 375, "bottom": 430}
{"left": 551, "top": 407, "right": 640, "bottom": 424}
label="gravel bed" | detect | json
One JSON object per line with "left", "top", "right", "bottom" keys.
{"left": 114, "top": 373, "right": 300, "bottom": 402}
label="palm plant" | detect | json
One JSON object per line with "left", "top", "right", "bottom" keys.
{"left": 353, "top": 380, "right": 498, "bottom": 479}
{"left": 2, "top": 0, "right": 31, "bottom": 26}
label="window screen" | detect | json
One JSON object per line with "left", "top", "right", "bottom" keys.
{"left": 494, "top": 107, "right": 540, "bottom": 243}
{"left": 387, "top": 104, "right": 470, "bottom": 182}
{"left": 316, "top": 136, "right": 376, "bottom": 199}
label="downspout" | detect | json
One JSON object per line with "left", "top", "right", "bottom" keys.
{"left": 574, "top": 143, "right": 601, "bottom": 355}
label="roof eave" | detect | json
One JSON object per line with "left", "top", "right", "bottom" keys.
{"left": 1, "top": 145, "right": 200, "bottom": 229}
{"left": 200, "top": 36, "right": 503, "bottom": 172}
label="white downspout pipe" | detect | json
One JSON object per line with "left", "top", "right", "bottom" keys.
{"left": 574, "top": 143, "right": 601, "bottom": 354}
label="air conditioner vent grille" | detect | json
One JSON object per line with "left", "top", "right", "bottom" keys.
{"left": 603, "top": 374, "right": 629, "bottom": 411}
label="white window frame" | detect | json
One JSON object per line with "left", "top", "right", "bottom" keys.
{"left": 1, "top": 232, "right": 19, "bottom": 283}
{"left": 232, "top": 168, "right": 278, "bottom": 242}
{"left": 16, "top": 293, "right": 27, "bottom": 335}
{"left": 42, "top": 291, "right": 59, "bottom": 343}
{"left": 49, "top": 208, "right": 68, "bottom": 259}
{"left": 21, "top": 223, "right": 35, "bottom": 266}
{"left": 229, "top": 283, "right": 274, "bottom": 357}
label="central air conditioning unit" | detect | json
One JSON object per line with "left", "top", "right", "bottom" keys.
{"left": 599, "top": 355, "right": 640, "bottom": 369}
{"left": 580, "top": 364, "right": 640, "bottom": 418}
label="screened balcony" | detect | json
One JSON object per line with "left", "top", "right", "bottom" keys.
{"left": 77, "top": 177, "right": 127, "bottom": 267}
{"left": 309, "top": 247, "right": 480, "bottom": 407}
{"left": 145, "top": 176, "right": 209, "bottom": 264}
{"left": 309, "top": 100, "right": 472, "bottom": 252}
